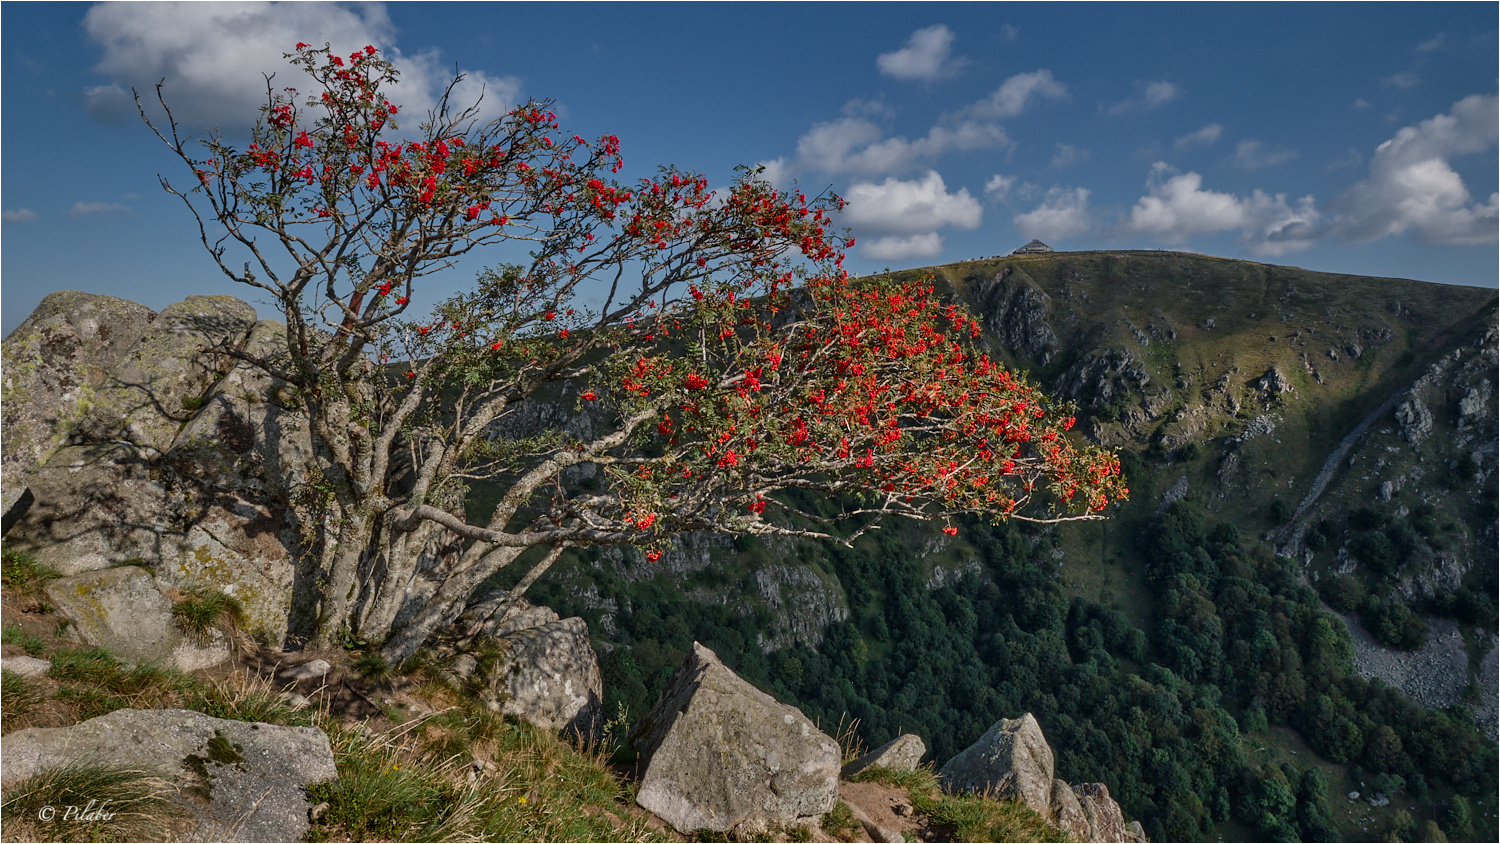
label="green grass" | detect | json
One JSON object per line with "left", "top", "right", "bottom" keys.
{"left": 47, "top": 647, "right": 193, "bottom": 719}
{"left": 849, "top": 765, "right": 1063, "bottom": 843}
{"left": 307, "top": 697, "right": 663, "bottom": 843}
{"left": 820, "top": 800, "right": 860, "bottom": 841}
{"left": 0, "top": 763, "right": 191, "bottom": 842}
{"left": 1, "top": 548, "right": 61, "bottom": 593}
{"left": 3, "top": 621, "right": 48, "bottom": 655}
{"left": 169, "top": 587, "right": 244, "bottom": 645}
{"left": 2, "top": 668, "right": 46, "bottom": 731}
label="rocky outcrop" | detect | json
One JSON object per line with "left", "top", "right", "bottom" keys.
{"left": 969, "top": 269, "right": 1061, "bottom": 364}
{"left": 941, "top": 713, "right": 1143, "bottom": 842}
{"left": 45, "top": 566, "right": 230, "bottom": 672}
{"left": 841, "top": 733, "right": 926, "bottom": 779}
{"left": 2, "top": 297, "right": 321, "bottom": 644}
{"left": 1055, "top": 348, "right": 1151, "bottom": 411}
{"left": 1, "top": 291, "right": 157, "bottom": 519}
{"left": 631, "top": 642, "right": 839, "bottom": 837}
{"left": 0, "top": 708, "right": 336, "bottom": 843}
{"left": 74, "top": 296, "right": 256, "bottom": 455}
{"left": 1394, "top": 396, "right": 1433, "bottom": 447}
{"left": 753, "top": 563, "right": 849, "bottom": 652}
{"left": 938, "top": 713, "right": 1054, "bottom": 816}
{"left": 482, "top": 616, "right": 603, "bottom": 738}
{"left": 1074, "top": 782, "right": 1129, "bottom": 842}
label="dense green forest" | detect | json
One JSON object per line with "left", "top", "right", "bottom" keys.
{"left": 526, "top": 500, "right": 1496, "bottom": 843}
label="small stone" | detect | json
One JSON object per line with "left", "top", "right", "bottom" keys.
{"left": 1, "top": 654, "right": 51, "bottom": 678}
{"left": 309, "top": 801, "right": 330, "bottom": 823}
{"left": 280, "top": 659, "right": 332, "bottom": 681}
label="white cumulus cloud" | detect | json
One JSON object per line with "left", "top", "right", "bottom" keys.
{"left": 83, "top": 2, "right": 521, "bottom": 133}
{"left": 964, "top": 70, "right": 1068, "bottom": 120}
{"left": 762, "top": 102, "right": 1009, "bottom": 180}
{"left": 2, "top": 208, "right": 38, "bottom": 224}
{"left": 984, "top": 174, "right": 1016, "bottom": 201}
{"left": 1119, "top": 163, "right": 1321, "bottom": 256}
{"left": 843, "top": 171, "right": 982, "bottom": 236}
{"left": 877, "top": 24, "right": 966, "bottom": 81}
{"left": 1014, "top": 186, "right": 1092, "bottom": 242}
{"left": 861, "top": 233, "right": 946, "bottom": 261}
{"left": 1328, "top": 93, "right": 1499, "bottom": 244}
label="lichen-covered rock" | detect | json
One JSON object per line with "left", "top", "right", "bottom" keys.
{"left": 1073, "top": 782, "right": 1129, "bottom": 842}
{"left": 74, "top": 295, "right": 256, "bottom": 456}
{"left": 938, "top": 713, "right": 1054, "bottom": 817}
{"left": 841, "top": 734, "right": 926, "bottom": 778}
{"left": 10, "top": 442, "right": 176, "bottom": 575}
{"left": 631, "top": 642, "right": 840, "bottom": 836}
{"left": 43, "top": 566, "right": 229, "bottom": 672}
{"left": 1, "top": 291, "right": 157, "bottom": 518}
{"left": 484, "top": 617, "right": 602, "bottom": 738}
{"left": 0, "top": 708, "right": 336, "bottom": 843}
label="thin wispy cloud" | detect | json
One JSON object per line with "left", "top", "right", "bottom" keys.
{"left": 1382, "top": 71, "right": 1421, "bottom": 90}
{"left": 1050, "top": 143, "right": 1089, "bottom": 169}
{"left": 1173, "top": 124, "right": 1224, "bottom": 149}
{"left": 1416, "top": 33, "right": 1446, "bottom": 52}
{"left": 68, "top": 201, "right": 131, "bottom": 218}
{"left": 964, "top": 70, "right": 1068, "bottom": 120}
{"left": 877, "top": 24, "right": 967, "bottom": 81}
{"left": 1234, "top": 140, "right": 1299, "bottom": 169}
{"left": 2, "top": 208, "right": 39, "bottom": 224}
{"left": 1108, "top": 80, "right": 1180, "bottom": 115}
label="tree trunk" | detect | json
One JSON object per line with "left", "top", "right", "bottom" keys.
{"left": 314, "top": 509, "right": 372, "bottom": 647}
{"left": 380, "top": 542, "right": 525, "bottom": 665}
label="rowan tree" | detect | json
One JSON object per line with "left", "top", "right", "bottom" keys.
{"left": 146, "top": 43, "right": 1127, "bottom": 662}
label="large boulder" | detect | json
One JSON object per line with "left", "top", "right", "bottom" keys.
{"left": 0, "top": 708, "right": 336, "bottom": 842}
{"left": 4, "top": 306, "right": 314, "bottom": 643}
{"left": 841, "top": 733, "right": 926, "bottom": 778}
{"left": 1, "top": 291, "right": 157, "bottom": 519}
{"left": 483, "top": 616, "right": 603, "bottom": 738}
{"left": 938, "top": 712, "right": 1055, "bottom": 817}
{"left": 631, "top": 642, "right": 840, "bottom": 837}
{"left": 44, "top": 566, "right": 230, "bottom": 672}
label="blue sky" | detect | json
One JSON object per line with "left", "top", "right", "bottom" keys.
{"left": 3, "top": 2, "right": 1496, "bottom": 335}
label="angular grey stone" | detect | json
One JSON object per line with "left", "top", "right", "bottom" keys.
{"left": 938, "top": 712, "right": 1054, "bottom": 817}
{"left": 631, "top": 642, "right": 839, "bottom": 835}
{"left": 1050, "top": 778, "right": 1091, "bottom": 842}
{"left": 840, "top": 798, "right": 903, "bottom": 843}
{"left": 1, "top": 291, "right": 157, "bottom": 517}
{"left": 1074, "top": 782, "right": 1128, "bottom": 843}
{"left": 841, "top": 733, "right": 926, "bottom": 778}
{"left": 485, "top": 617, "right": 602, "bottom": 738}
{"left": 1125, "top": 819, "right": 1149, "bottom": 842}
{"left": 278, "top": 659, "right": 332, "bottom": 682}
{"left": 0, "top": 708, "right": 336, "bottom": 843}
{"left": 43, "top": 566, "right": 229, "bottom": 672}
{"left": 2, "top": 654, "right": 52, "bottom": 678}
